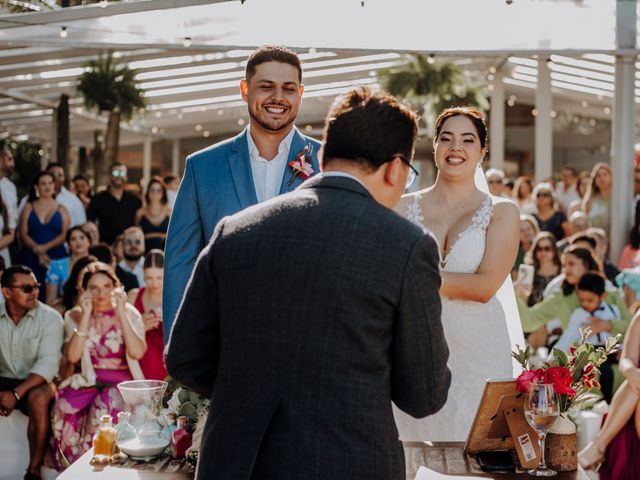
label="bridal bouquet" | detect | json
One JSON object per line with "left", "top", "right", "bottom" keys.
{"left": 511, "top": 328, "right": 620, "bottom": 415}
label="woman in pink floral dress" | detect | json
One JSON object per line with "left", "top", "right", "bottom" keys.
{"left": 47, "top": 262, "right": 146, "bottom": 470}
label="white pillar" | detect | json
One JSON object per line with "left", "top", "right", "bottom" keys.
{"left": 142, "top": 135, "right": 152, "bottom": 188}
{"left": 610, "top": 0, "right": 637, "bottom": 262}
{"left": 489, "top": 71, "right": 505, "bottom": 171}
{"left": 171, "top": 139, "right": 180, "bottom": 176}
{"left": 535, "top": 57, "right": 553, "bottom": 182}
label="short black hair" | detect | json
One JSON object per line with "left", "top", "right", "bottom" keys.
{"left": 577, "top": 272, "right": 606, "bottom": 297}
{"left": 72, "top": 174, "right": 89, "bottom": 183}
{"left": 89, "top": 243, "right": 113, "bottom": 265}
{"left": 1, "top": 265, "right": 34, "bottom": 288}
{"left": 245, "top": 45, "right": 302, "bottom": 83}
{"left": 321, "top": 87, "right": 418, "bottom": 173}
{"left": 570, "top": 232, "right": 597, "bottom": 250}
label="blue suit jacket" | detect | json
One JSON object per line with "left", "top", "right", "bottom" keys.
{"left": 163, "top": 127, "right": 321, "bottom": 340}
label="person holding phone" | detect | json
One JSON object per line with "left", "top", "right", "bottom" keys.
{"left": 47, "top": 262, "right": 146, "bottom": 471}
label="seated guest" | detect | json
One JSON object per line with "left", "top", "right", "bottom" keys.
{"left": 556, "top": 211, "right": 590, "bottom": 253}
{"left": 47, "top": 262, "right": 146, "bottom": 470}
{"left": 554, "top": 272, "right": 619, "bottom": 353}
{"left": 44, "top": 226, "right": 92, "bottom": 312}
{"left": 127, "top": 250, "right": 167, "bottom": 380}
{"left": 0, "top": 265, "right": 63, "bottom": 480}
{"left": 524, "top": 232, "right": 561, "bottom": 306}
{"left": 89, "top": 243, "right": 138, "bottom": 292}
{"left": 118, "top": 227, "right": 145, "bottom": 288}
{"left": 485, "top": 168, "right": 507, "bottom": 197}
{"left": 135, "top": 177, "right": 171, "bottom": 253}
{"left": 513, "top": 214, "right": 540, "bottom": 276}
{"left": 512, "top": 176, "right": 535, "bottom": 213}
{"left": 516, "top": 246, "right": 629, "bottom": 348}
{"left": 60, "top": 255, "right": 96, "bottom": 312}
{"left": 587, "top": 227, "right": 620, "bottom": 283}
{"left": 578, "top": 309, "right": 640, "bottom": 478}
{"left": 619, "top": 222, "right": 640, "bottom": 270}
{"left": 80, "top": 221, "right": 99, "bottom": 246}
{"left": 531, "top": 182, "right": 569, "bottom": 241}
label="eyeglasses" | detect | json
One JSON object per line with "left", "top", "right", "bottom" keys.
{"left": 536, "top": 245, "right": 553, "bottom": 252}
{"left": 395, "top": 156, "right": 419, "bottom": 189}
{"left": 125, "top": 239, "right": 142, "bottom": 246}
{"left": 111, "top": 170, "right": 127, "bottom": 178}
{"left": 6, "top": 283, "right": 41, "bottom": 293}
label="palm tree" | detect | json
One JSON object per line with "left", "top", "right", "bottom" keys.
{"left": 77, "top": 51, "right": 146, "bottom": 186}
{"left": 378, "top": 53, "right": 488, "bottom": 132}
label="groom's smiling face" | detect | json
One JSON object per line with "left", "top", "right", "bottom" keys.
{"left": 241, "top": 61, "right": 304, "bottom": 133}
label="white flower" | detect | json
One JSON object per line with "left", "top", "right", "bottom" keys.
{"left": 167, "top": 387, "right": 182, "bottom": 413}
{"left": 104, "top": 329, "right": 123, "bottom": 353}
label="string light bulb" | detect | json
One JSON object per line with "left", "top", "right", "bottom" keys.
{"left": 427, "top": 54, "right": 435, "bottom": 65}
{"left": 183, "top": 37, "right": 192, "bottom": 48}
{"left": 59, "top": 26, "right": 68, "bottom": 39}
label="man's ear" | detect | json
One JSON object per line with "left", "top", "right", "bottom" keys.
{"left": 383, "top": 158, "right": 402, "bottom": 187}
{"left": 240, "top": 79, "right": 249, "bottom": 102}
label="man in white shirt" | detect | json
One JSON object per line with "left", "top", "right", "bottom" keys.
{"left": 0, "top": 148, "right": 18, "bottom": 231}
{"left": 118, "top": 226, "right": 145, "bottom": 287}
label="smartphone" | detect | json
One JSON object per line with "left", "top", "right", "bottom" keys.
{"left": 477, "top": 450, "right": 516, "bottom": 472}
{"left": 517, "top": 264, "right": 535, "bottom": 287}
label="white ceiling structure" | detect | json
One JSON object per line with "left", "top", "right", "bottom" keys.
{"left": 0, "top": 0, "right": 637, "bottom": 149}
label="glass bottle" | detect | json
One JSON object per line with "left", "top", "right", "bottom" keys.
{"left": 171, "top": 415, "right": 192, "bottom": 459}
{"left": 93, "top": 414, "right": 116, "bottom": 462}
{"left": 162, "top": 412, "right": 177, "bottom": 439}
{"left": 114, "top": 411, "right": 137, "bottom": 446}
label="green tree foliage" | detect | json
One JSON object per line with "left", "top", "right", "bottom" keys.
{"left": 378, "top": 53, "right": 488, "bottom": 131}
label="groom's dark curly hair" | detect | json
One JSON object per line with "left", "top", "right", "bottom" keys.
{"left": 245, "top": 45, "right": 302, "bottom": 83}
{"left": 321, "top": 87, "right": 419, "bottom": 173}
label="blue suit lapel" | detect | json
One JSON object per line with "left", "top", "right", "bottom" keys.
{"left": 228, "top": 128, "right": 258, "bottom": 210}
{"left": 279, "top": 128, "right": 319, "bottom": 193}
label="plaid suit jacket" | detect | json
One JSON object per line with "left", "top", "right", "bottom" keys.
{"left": 166, "top": 175, "right": 451, "bottom": 480}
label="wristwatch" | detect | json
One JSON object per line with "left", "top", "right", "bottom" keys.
{"left": 73, "top": 327, "right": 88, "bottom": 338}
{"left": 11, "top": 389, "right": 20, "bottom": 401}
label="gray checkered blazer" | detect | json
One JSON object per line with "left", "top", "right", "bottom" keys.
{"left": 166, "top": 174, "right": 451, "bottom": 480}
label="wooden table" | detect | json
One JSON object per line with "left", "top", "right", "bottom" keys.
{"left": 404, "top": 442, "right": 589, "bottom": 479}
{"left": 59, "top": 443, "right": 589, "bottom": 479}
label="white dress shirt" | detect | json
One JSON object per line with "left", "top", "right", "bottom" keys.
{"left": 247, "top": 127, "right": 296, "bottom": 203}
{"left": 0, "top": 176, "right": 18, "bottom": 229}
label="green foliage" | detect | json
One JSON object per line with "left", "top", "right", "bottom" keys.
{"left": 377, "top": 53, "right": 488, "bottom": 130}
{"left": 77, "top": 51, "right": 147, "bottom": 120}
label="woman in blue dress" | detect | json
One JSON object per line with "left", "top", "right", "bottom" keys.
{"left": 19, "top": 171, "right": 70, "bottom": 300}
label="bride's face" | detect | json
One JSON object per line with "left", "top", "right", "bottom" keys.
{"left": 433, "top": 115, "right": 486, "bottom": 180}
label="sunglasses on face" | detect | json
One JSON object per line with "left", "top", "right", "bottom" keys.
{"left": 537, "top": 192, "right": 552, "bottom": 198}
{"left": 7, "top": 283, "right": 41, "bottom": 293}
{"left": 149, "top": 188, "right": 163, "bottom": 193}
{"left": 111, "top": 170, "right": 127, "bottom": 178}
{"left": 536, "top": 245, "right": 553, "bottom": 252}
{"left": 488, "top": 179, "right": 503, "bottom": 185}
{"left": 125, "top": 239, "right": 142, "bottom": 246}
{"left": 395, "top": 156, "right": 419, "bottom": 189}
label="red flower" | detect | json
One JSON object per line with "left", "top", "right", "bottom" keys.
{"left": 515, "top": 369, "right": 544, "bottom": 393}
{"left": 544, "top": 367, "right": 576, "bottom": 396}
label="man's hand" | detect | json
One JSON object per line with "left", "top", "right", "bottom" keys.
{"left": 0, "top": 391, "right": 17, "bottom": 417}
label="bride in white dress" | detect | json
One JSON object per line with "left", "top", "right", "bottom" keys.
{"left": 393, "top": 107, "right": 525, "bottom": 441}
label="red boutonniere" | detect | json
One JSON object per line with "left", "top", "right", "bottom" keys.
{"left": 287, "top": 144, "right": 314, "bottom": 186}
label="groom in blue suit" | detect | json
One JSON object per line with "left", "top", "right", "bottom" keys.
{"left": 163, "top": 46, "right": 320, "bottom": 340}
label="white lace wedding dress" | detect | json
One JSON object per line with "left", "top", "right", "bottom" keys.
{"left": 393, "top": 193, "right": 523, "bottom": 442}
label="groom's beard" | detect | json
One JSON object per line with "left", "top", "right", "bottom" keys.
{"left": 248, "top": 102, "right": 296, "bottom": 133}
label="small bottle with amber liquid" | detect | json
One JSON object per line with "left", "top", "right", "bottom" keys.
{"left": 171, "top": 415, "right": 192, "bottom": 459}
{"left": 92, "top": 414, "right": 116, "bottom": 464}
